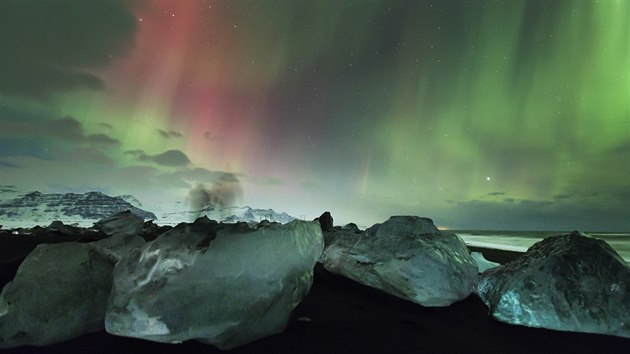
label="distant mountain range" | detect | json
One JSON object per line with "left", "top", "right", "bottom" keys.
{"left": 158, "top": 205, "right": 296, "bottom": 225}
{"left": 0, "top": 191, "right": 156, "bottom": 228}
{"left": 0, "top": 189, "right": 297, "bottom": 227}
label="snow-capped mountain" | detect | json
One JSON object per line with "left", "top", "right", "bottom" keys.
{"left": 158, "top": 204, "right": 296, "bottom": 225}
{"left": 222, "top": 206, "right": 296, "bottom": 224}
{"left": 0, "top": 191, "right": 156, "bottom": 228}
{"left": 117, "top": 194, "right": 143, "bottom": 208}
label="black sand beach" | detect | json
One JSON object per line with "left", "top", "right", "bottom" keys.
{"left": 1, "top": 241, "right": 628, "bottom": 354}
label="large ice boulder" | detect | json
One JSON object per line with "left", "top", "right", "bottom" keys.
{"left": 477, "top": 232, "right": 630, "bottom": 338}
{"left": 321, "top": 216, "right": 478, "bottom": 307}
{"left": 105, "top": 219, "right": 324, "bottom": 349}
{"left": 93, "top": 210, "right": 145, "bottom": 237}
{"left": 91, "top": 232, "right": 146, "bottom": 261}
{"left": 0, "top": 243, "right": 115, "bottom": 348}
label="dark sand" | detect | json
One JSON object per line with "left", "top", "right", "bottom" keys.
{"left": 1, "top": 241, "right": 628, "bottom": 354}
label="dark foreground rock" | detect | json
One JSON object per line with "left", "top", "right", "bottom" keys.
{"left": 314, "top": 211, "right": 333, "bottom": 232}
{"left": 477, "top": 231, "right": 630, "bottom": 338}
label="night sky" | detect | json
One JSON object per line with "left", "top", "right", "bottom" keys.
{"left": 0, "top": 0, "right": 628, "bottom": 230}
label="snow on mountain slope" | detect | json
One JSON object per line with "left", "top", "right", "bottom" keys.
{"left": 0, "top": 191, "right": 156, "bottom": 228}
{"left": 157, "top": 204, "right": 296, "bottom": 225}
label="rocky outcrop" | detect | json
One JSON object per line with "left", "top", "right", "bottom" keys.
{"left": 477, "top": 232, "right": 630, "bottom": 338}
{"left": 321, "top": 216, "right": 478, "bottom": 307}
{"left": 315, "top": 211, "right": 334, "bottom": 232}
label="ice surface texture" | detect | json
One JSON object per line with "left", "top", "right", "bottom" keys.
{"left": 105, "top": 219, "right": 323, "bottom": 349}
{"left": 0, "top": 226, "right": 145, "bottom": 348}
{"left": 93, "top": 210, "right": 146, "bottom": 238}
{"left": 0, "top": 243, "right": 114, "bottom": 348}
{"left": 471, "top": 252, "right": 500, "bottom": 273}
{"left": 321, "top": 216, "right": 479, "bottom": 307}
{"left": 477, "top": 232, "right": 630, "bottom": 338}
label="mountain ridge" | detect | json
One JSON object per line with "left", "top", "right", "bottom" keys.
{"left": 0, "top": 191, "right": 156, "bottom": 228}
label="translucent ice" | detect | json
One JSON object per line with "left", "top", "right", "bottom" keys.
{"left": 0, "top": 243, "right": 114, "bottom": 348}
{"left": 105, "top": 219, "right": 323, "bottom": 349}
{"left": 471, "top": 252, "right": 500, "bottom": 273}
{"left": 321, "top": 216, "right": 478, "bottom": 307}
{"left": 477, "top": 232, "right": 630, "bottom": 338}
{"left": 93, "top": 210, "right": 145, "bottom": 237}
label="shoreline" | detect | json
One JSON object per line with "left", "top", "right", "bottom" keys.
{"left": 466, "top": 245, "right": 524, "bottom": 264}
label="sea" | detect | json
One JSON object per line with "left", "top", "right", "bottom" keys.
{"left": 456, "top": 230, "right": 630, "bottom": 263}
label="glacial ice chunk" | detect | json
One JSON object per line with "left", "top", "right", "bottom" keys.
{"left": 93, "top": 210, "right": 145, "bottom": 237}
{"left": 105, "top": 219, "right": 323, "bottom": 349}
{"left": 0, "top": 243, "right": 114, "bottom": 348}
{"left": 91, "top": 232, "right": 145, "bottom": 261}
{"left": 477, "top": 231, "right": 630, "bottom": 338}
{"left": 321, "top": 216, "right": 478, "bottom": 307}
{"left": 471, "top": 252, "right": 500, "bottom": 273}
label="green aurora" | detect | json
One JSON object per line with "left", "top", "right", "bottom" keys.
{"left": 0, "top": 0, "right": 628, "bottom": 230}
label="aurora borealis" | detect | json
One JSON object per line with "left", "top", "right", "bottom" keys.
{"left": 0, "top": 0, "right": 628, "bottom": 230}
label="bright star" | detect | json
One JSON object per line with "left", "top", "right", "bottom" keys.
{"left": 486, "top": 176, "right": 491, "bottom": 181}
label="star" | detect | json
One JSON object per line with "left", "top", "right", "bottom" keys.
{"left": 486, "top": 176, "right": 491, "bottom": 181}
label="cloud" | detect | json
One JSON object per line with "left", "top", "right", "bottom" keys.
{"left": 300, "top": 178, "right": 320, "bottom": 189}
{"left": 486, "top": 191, "right": 506, "bottom": 196}
{"left": 0, "top": 116, "right": 119, "bottom": 146}
{"left": 0, "top": 0, "right": 137, "bottom": 99}
{"left": 98, "top": 122, "right": 113, "bottom": 130}
{"left": 157, "top": 129, "right": 184, "bottom": 139}
{"left": 246, "top": 176, "right": 283, "bottom": 186}
{"left": 85, "top": 133, "right": 119, "bottom": 146}
{"left": 0, "top": 185, "right": 18, "bottom": 193}
{"left": 203, "top": 131, "right": 220, "bottom": 141}
{"left": 441, "top": 197, "right": 630, "bottom": 231}
{"left": 157, "top": 167, "right": 242, "bottom": 188}
{"left": 187, "top": 173, "right": 244, "bottom": 212}
{"left": 259, "top": 177, "right": 283, "bottom": 186}
{"left": 125, "top": 149, "right": 191, "bottom": 167}
{"left": 0, "top": 161, "right": 20, "bottom": 169}
{"left": 610, "top": 142, "right": 630, "bottom": 156}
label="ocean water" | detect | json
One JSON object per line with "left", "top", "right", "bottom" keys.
{"left": 456, "top": 230, "right": 630, "bottom": 263}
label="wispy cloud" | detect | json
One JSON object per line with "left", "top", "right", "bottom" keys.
{"left": 0, "top": 0, "right": 136, "bottom": 99}
{"left": 0, "top": 116, "right": 119, "bottom": 146}
{"left": 125, "top": 149, "right": 191, "bottom": 167}
{"left": 157, "top": 129, "right": 183, "bottom": 139}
